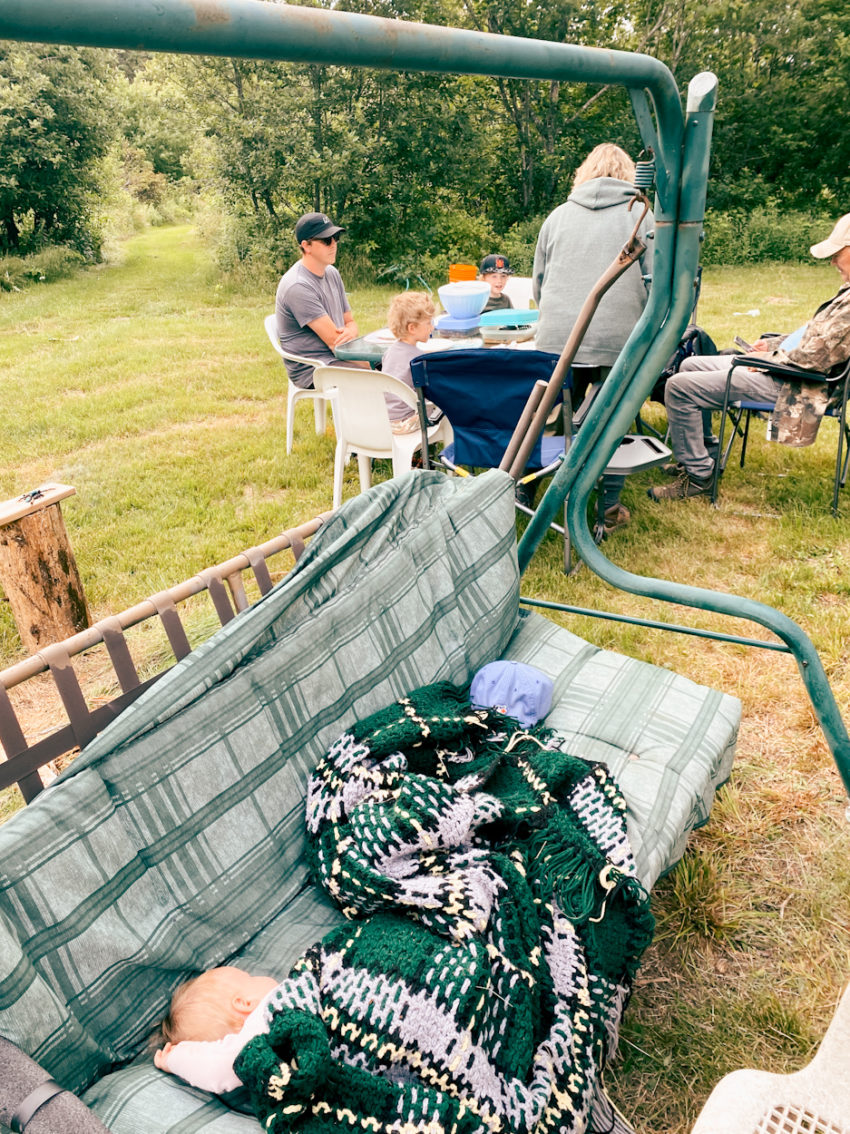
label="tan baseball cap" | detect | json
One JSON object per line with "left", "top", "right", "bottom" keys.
{"left": 810, "top": 213, "right": 850, "bottom": 258}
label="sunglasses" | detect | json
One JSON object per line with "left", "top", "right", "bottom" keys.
{"left": 315, "top": 234, "right": 340, "bottom": 245}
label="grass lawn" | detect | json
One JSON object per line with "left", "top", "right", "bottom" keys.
{"left": 1, "top": 225, "right": 849, "bottom": 1132}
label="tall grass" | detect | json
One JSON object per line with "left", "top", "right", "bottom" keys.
{"left": 0, "top": 226, "right": 848, "bottom": 1132}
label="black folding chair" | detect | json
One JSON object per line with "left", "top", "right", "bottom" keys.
{"left": 711, "top": 354, "right": 850, "bottom": 515}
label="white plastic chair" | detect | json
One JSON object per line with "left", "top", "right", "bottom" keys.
{"left": 263, "top": 314, "right": 335, "bottom": 455}
{"left": 501, "top": 276, "right": 535, "bottom": 308}
{"left": 311, "top": 365, "right": 450, "bottom": 509}
{"left": 691, "top": 984, "right": 850, "bottom": 1134}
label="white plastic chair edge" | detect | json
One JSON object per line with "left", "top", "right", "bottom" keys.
{"left": 263, "top": 314, "right": 333, "bottom": 453}
{"left": 312, "top": 365, "right": 441, "bottom": 509}
{"left": 691, "top": 983, "right": 850, "bottom": 1134}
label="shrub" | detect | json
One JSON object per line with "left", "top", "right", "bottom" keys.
{"left": 702, "top": 206, "right": 834, "bottom": 265}
{"left": 0, "top": 246, "right": 85, "bottom": 292}
{"left": 498, "top": 214, "right": 548, "bottom": 277}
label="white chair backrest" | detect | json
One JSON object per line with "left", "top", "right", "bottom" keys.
{"left": 502, "top": 276, "right": 535, "bottom": 308}
{"left": 263, "top": 314, "right": 319, "bottom": 370}
{"left": 312, "top": 366, "right": 417, "bottom": 449}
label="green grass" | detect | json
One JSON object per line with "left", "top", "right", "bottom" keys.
{"left": 1, "top": 227, "right": 849, "bottom": 1133}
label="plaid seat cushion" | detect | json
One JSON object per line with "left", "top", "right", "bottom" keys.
{"left": 504, "top": 609, "right": 741, "bottom": 887}
{"left": 0, "top": 471, "right": 520, "bottom": 1098}
{"left": 0, "top": 469, "right": 741, "bottom": 1134}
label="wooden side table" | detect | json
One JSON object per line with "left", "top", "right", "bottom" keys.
{"left": 0, "top": 484, "right": 91, "bottom": 653}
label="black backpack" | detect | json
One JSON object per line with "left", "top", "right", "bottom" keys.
{"left": 650, "top": 324, "right": 718, "bottom": 403}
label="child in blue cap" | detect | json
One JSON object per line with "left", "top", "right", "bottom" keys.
{"left": 479, "top": 254, "right": 515, "bottom": 313}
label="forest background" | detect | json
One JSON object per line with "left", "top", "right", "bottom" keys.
{"left": 2, "top": 0, "right": 849, "bottom": 291}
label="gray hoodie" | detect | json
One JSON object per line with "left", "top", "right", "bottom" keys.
{"left": 532, "top": 178, "right": 653, "bottom": 366}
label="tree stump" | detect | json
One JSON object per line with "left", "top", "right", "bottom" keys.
{"left": 0, "top": 484, "right": 91, "bottom": 653}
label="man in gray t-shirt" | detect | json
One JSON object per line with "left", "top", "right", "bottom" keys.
{"left": 274, "top": 212, "right": 363, "bottom": 388}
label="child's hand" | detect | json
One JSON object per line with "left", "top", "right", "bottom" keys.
{"left": 154, "top": 1043, "right": 174, "bottom": 1072}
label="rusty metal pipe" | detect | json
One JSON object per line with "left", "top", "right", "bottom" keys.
{"left": 504, "top": 238, "right": 646, "bottom": 480}
{"left": 498, "top": 381, "right": 548, "bottom": 478}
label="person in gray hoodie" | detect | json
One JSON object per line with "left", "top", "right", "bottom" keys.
{"left": 532, "top": 144, "right": 653, "bottom": 535}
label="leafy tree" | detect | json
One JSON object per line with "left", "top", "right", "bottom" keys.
{"left": 121, "top": 61, "right": 198, "bottom": 182}
{"left": 644, "top": 0, "right": 850, "bottom": 211}
{"left": 0, "top": 45, "right": 118, "bottom": 256}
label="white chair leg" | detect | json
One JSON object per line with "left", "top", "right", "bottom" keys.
{"left": 286, "top": 386, "right": 297, "bottom": 455}
{"left": 333, "top": 440, "right": 347, "bottom": 510}
{"left": 357, "top": 453, "right": 373, "bottom": 493}
{"left": 313, "top": 396, "right": 327, "bottom": 435}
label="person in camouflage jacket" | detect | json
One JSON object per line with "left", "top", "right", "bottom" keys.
{"left": 648, "top": 212, "right": 850, "bottom": 500}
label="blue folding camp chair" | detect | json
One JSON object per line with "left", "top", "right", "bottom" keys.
{"left": 411, "top": 347, "right": 671, "bottom": 566}
{"left": 411, "top": 348, "right": 566, "bottom": 476}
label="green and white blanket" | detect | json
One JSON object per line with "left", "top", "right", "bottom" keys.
{"left": 235, "top": 683, "right": 654, "bottom": 1133}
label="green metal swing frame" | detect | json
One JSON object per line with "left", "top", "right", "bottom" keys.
{"left": 2, "top": 0, "right": 848, "bottom": 797}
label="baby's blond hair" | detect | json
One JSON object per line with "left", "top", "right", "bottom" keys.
{"left": 151, "top": 968, "right": 244, "bottom": 1049}
{"left": 387, "top": 291, "right": 435, "bottom": 339}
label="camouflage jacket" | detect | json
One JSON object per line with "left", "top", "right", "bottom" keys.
{"left": 768, "top": 284, "right": 850, "bottom": 446}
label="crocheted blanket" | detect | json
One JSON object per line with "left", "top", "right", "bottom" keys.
{"left": 235, "top": 683, "right": 654, "bottom": 1134}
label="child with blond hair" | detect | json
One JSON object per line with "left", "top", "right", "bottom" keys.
{"left": 381, "top": 290, "right": 437, "bottom": 434}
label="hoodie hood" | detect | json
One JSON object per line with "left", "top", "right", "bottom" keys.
{"left": 567, "top": 177, "right": 638, "bottom": 211}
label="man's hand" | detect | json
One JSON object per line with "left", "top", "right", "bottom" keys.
{"left": 333, "top": 321, "right": 360, "bottom": 347}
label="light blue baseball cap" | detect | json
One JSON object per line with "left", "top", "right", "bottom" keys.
{"left": 470, "top": 660, "right": 553, "bottom": 727}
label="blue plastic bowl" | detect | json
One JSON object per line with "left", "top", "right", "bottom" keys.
{"left": 437, "top": 281, "right": 491, "bottom": 320}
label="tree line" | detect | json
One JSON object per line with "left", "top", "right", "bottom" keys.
{"left": 1, "top": 0, "right": 847, "bottom": 279}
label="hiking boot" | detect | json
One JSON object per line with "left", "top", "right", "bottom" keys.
{"left": 660, "top": 460, "right": 685, "bottom": 476}
{"left": 647, "top": 468, "right": 714, "bottom": 501}
{"left": 602, "top": 503, "right": 630, "bottom": 537}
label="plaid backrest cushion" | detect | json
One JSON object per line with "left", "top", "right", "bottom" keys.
{"left": 0, "top": 470, "right": 520, "bottom": 1094}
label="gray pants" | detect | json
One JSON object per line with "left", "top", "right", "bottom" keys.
{"left": 665, "top": 355, "right": 783, "bottom": 479}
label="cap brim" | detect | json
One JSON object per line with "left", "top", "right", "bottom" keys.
{"left": 314, "top": 225, "right": 345, "bottom": 239}
{"left": 810, "top": 238, "right": 841, "bottom": 258}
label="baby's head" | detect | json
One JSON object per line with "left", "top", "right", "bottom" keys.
{"left": 155, "top": 966, "right": 278, "bottom": 1046}
{"left": 388, "top": 291, "right": 435, "bottom": 344}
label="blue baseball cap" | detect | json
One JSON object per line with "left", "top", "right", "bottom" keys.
{"left": 470, "top": 661, "right": 553, "bottom": 727}
{"left": 479, "top": 253, "right": 513, "bottom": 275}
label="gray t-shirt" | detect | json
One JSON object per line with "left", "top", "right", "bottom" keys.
{"left": 381, "top": 340, "right": 422, "bottom": 421}
{"left": 275, "top": 261, "right": 350, "bottom": 388}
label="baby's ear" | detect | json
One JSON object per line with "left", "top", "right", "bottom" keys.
{"left": 231, "top": 993, "right": 257, "bottom": 1017}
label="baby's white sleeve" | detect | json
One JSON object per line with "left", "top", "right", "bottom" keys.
{"left": 163, "top": 1033, "right": 246, "bottom": 1093}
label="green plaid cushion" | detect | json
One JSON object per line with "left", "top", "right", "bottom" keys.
{"left": 504, "top": 609, "right": 741, "bottom": 887}
{"left": 81, "top": 1062, "right": 256, "bottom": 1133}
{"left": 0, "top": 468, "right": 742, "bottom": 1134}
{"left": 0, "top": 471, "right": 520, "bottom": 1097}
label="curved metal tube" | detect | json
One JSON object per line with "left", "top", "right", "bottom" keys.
{"left": 0, "top": 0, "right": 683, "bottom": 176}
{"left": 520, "top": 74, "right": 850, "bottom": 793}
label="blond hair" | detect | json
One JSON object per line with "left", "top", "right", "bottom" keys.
{"left": 572, "top": 143, "right": 635, "bottom": 189}
{"left": 151, "top": 969, "right": 244, "bottom": 1048}
{"left": 387, "top": 291, "right": 435, "bottom": 339}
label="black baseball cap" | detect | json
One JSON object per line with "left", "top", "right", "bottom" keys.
{"left": 295, "top": 212, "right": 346, "bottom": 243}
{"left": 479, "top": 253, "right": 513, "bottom": 275}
